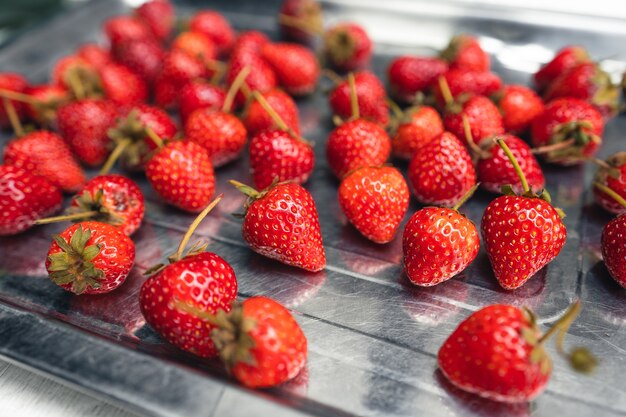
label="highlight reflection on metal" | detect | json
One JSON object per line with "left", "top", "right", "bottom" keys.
{"left": 0, "top": 0, "right": 625, "bottom": 416}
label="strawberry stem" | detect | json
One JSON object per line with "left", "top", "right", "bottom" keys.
{"left": 347, "top": 72, "right": 360, "bottom": 121}
{"left": 144, "top": 125, "right": 164, "bottom": 149}
{"left": 3, "top": 98, "right": 24, "bottom": 137}
{"left": 99, "top": 139, "right": 131, "bottom": 175}
{"left": 594, "top": 182, "right": 626, "bottom": 209}
{"left": 462, "top": 114, "right": 488, "bottom": 158}
{"left": 497, "top": 138, "right": 530, "bottom": 194}
{"left": 320, "top": 68, "right": 343, "bottom": 86}
{"left": 229, "top": 179, "right": 260, "bottom": 199}
{"left": 452, "top": 183, "right": 480, "bottom": 211}
{"left": 531, "top": 138, "right": 576, "bottom": 155}
{"left": 223, "top": 66, "right": 251, "bottom": 114}
{"left": 173, "top": 194, "right": 224, "bottom": 262}
{"left": 251, "top": 90, "right": 297, "bottom": 138}
{"left": 67, "top": 70, "right": 85, "bottom": 100}
{"left": 0, "top": 89, "right": 39, "bottom": 105}
{"left": 386, "top": 98, "right": 403, "bottom": 120}
{"left": 437, "top": 76, "right": 454, "bottom": 106}
{"left": 35, "top": 210, "right": 100, "bottom": 225}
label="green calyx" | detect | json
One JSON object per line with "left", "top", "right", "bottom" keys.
{"left": 538, "top": 120, "right": 600, "bottom": 164}
{"left": 325, "top": 28, "right": 356, "bottom": 65}
{"left": 439, "top": 34, "right": 467, "bottom": 63}
{"left": 47, "top": 225, "right": 104, "bottom": 294}
{"left": 229, "top": 178, "right": 280, "bottom": 217}
{"left": 64, "top": 65, "right": 103, "bottom": 101}
{"left": 591, "top": 66, "right": 619, "bottom": 116}
{"left": 67, "top": 189, "right": 124, "bottom": 226}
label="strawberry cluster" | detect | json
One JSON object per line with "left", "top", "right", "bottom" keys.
{"left": 0, "top": 0, "right": 618, "bottom": 400}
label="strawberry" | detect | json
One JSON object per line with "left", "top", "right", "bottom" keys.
{"left": 530, "top": 98, "right": 604, "bottom": 165}
{"left": 534, "top": 46, "right": 590, "bottom": 91}
{"left": 0, "top": 73, "right": 28, "bottom": 128}
{"left": 481, "top": 139, "right": 566, "bottom": 290}
{"left": 261, "top": 42, "right": 319, "bottom": 96}
{"left": 329, "top": 71, "right": 389, "bottom": 126}
{"left": 98, "top": 62, "right": 148, "bottom": 105}
{"left": 434, "top": 69, "right": 502, "bottom": 107}
{"left": 179, "top": 81, "right": 226, "bottom": 123}
{"left": 111, "top": 38, "right": 165, "bottom": 83}
{"left": 324, "top": 23, "right": 372, "bottom": 71}
{"left": 104, "top": 15, "right": 153, "bottom": 48}
{"left": 279, "top": 0, "right": 323, "bottom": 43}
{"left": 3, "top": 130, "right": 86, "bottom": 193}
{"left": 146, "top": 141, "right": 215, "bottom": 213}
{"left": 226, "top": 51, "right": 277, "bottom": 109}
{"left": 135, "top": 0, "right": 175, "bottom": 42}
{"left": 188, "top": 10, "right": 236, "bottom": 56}
{"left": 440, "top": 34, "right": 490, "bottom": 72}
{"left": 403, "top": 185, "right": 479, "bottom": 286}
{"left": 338, "top": 166, "right": 409, "bottom": 243}
{"left": 45, "top": 221, "right": 135, "bottom": 294}
{"left": 76, "top": 43, "right": 112, "bottom": 69}
{"left": 57, "top": 99, "right": 118, "bottom": 166}
{"left": 442, "top": 92, "right": 504, "bottom": 146}
{"left": 494, "top": 85, "right": 545, "bottom": 134}
{"left": 439, "top": 302, "right": 595, "bottom": 402}
{"left": 231, "top": 180, "right": 326, "bottom": 271}
{"left": 0, "top": 165, "right": 62, "bottom": 236}
{"left": 387, "top": 56, "right": 448, "bottom": 103}
{"left": 391, "top": 105, "right": 443, "bottom": 160}
{"left": 172, "top": 31, "right": 218, "bottom": 63}
{"left": 232, "top": 31, "right": 270, "bottom": 55}
{"left": 140, "top": 196, "right": 238, "bottom": 357}
{"left": 326, "top": 118, "right": 391, "bottom": 179}
{"left": 544, "top": 62, "right": 619, "bottom": 118}
{"left": 23, "top": 84, "right": 69, "bottom": 125}
{"left": 407, "top": 131, "right": 476, "bottom": 207}
{"left": 244, "top": 88, "right": 301, "bottom": 136}
{"left": 598, "top": 185, "right": 626, "bottom": 287}
{"left": 593, "top": 153, "right": 626, "bottom": 214}
{"left": 155, "top": 50, "right": 211, "bottom": 109}
{"left": 50, "top": 55, "right": 97, "bottom": 94}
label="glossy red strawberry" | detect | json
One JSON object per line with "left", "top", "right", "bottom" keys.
{"left": 112, "top": 38, "right": 165, "bottom": 83}
{"left": 443, "top": 95, "right": 504, "bottom": 146}
{"left": 0, "top": 165, "right": 62, "bottom": 236}
{"left": 179, "top": 81, "right": 226, "bottom": 123}
{"left": 0, "top": 73, "right": 28, "bottom": 128}
{"left": 135, "top": 0, "right": 175, "bottom": 42}
{"left": 531, "top": 98, "right": 604, "bottom": 165}
{"left": 593, "top": 153, "right": 626, "bottom": 214}
{"left": 244, "top": 89, "right": 301, "bottom": 136}
{"left": 262, "top": 42, "right": 319, "bottom": 96}
{"left": 534, "top": 46, "right": 590, "bottom": 91}
{"left": 324, "top": 23, "right": 372, "bottom": 71}
{"left": 279, "top": 0, "right": 323, "bottom": 43}
{"left": 391, "top": 105, "right": 443, "bottom": 160}
{"left": 339, "top": 166, "right": 409, "bottom": 243}
{"left": 3, "top": 130, "right": 86, "bottom": 193}
{"left": 232, "top": 30, "right": 270, "bottom": 55}
{"left": 440, "top": 34, "right": 490, "bottom": 72}
{"left": 232, "top": 181, "right": 326, "bottom": 271}
{"left": 99, "top": 62, "right": 148, "bottom": 105}
{"left": 104, "top": 15, "right": 153, "bottom": 48}
{"left": 155, "top": 50, "right": 211, "bottom": 109}
{"left": 23, "top": 84, "right": 69, "bottom": 125}
{"left": 434, "top": 69, "right": 502, "bottom": 107}
{"left": 408, "top": 131, "right": 476, "bottom": 207}
{"left": 495, "top": 85, "right": 545, "bottom": 134}
{"left": 76, "top": 43, "right": 112, "bottom": 69}
{"left": 189, "top": 10, "right": 236, "bottom": 56}
{"left": 146, "top": 141, "right": 215, "bottom": 213}
{"left": 326, "top": 118, "right": 391, "bottom": 179}
{"left": 387, "top": 56, "right": 448, "bottom": 103}
{"left": 601, "top": 194, "right": 626, "bottom": 287}
{"left": 329, "top": 71, "right": 389, "bottom": 126}
{"left": 172, "top": 31, "right": 218, "bottom": 62}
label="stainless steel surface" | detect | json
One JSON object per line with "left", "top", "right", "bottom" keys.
{"left": 1, "top": 0, "right": 625, "bottom": 416}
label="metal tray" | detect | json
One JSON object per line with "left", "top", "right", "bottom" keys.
{"left": 1, "top": 0, "right": 626, "bottom": 416}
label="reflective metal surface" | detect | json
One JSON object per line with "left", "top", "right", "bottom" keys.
{"left": 1, "top": 0, "right": 626, "bottom": 416}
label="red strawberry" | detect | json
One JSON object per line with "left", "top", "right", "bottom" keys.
{"left": 0, "top": 73, "right": 28, "bottom": 128}
{"left": 534, "top": 46, "right": 590, "bottom": 91}
{"left": 57, "top": 99, "right": 118, "bottom": 166}
{"left": 329, "top": 71, "right": 389, "bottom": 126}
{"left": 76, "top": 43, "right": 112, "bottom": 69}
{"left": 593, "top": 153, "right": 626, "bottom": 214}
{"left": 23, "top": 84, "right": 69, "bottom": 125}
{"left": 45, "top": 221, "right": 135, "bottom": 294}
{"left": 531, "top": 98, "right": 604, "bottom": 165}
{"left": 244, "top": 89, "right": 301, "bottom": 136}
{"left": 598, "top": 186, "right": 626, "bottom": 287}
{"left": 443, "top": 94, "right": 504, "bottom": 146}
{"left": 403, "top": 186, "right": 479, "bottom": 286}
{"left": 104, "top": 15, "right": 153, "bottom": 48}
{"left": 324, "top": 23, "right": 372, "bottom": 71}
{"left": 232, "top": 31, "right": 270, "bottom": 55}
{"left": 440, "top": 34, "right": 490, "bottom": 72}
{"left": 545, "top": 62, "right": 619, "bottom": 118}
{"left": 231, "top": 180, "right": 326, "bottom": 271}
{"left": 408, "top": 131, "right": 476, "bottom": 207}
{"left": 326, "top": 118, "right": 391, "bottom": 179}
{"left": 338, "top": 166, "right": 409, "bottom": 243}
{"left": 146, "top": 141, "right": 215, "bottom": 213}
{"left": 3, "top": 130, "right": 86, "bottom": 193}
{"left": 189, "top": 10, "right": 236, "bottom": 56}
{"left": 279, "top": 0, "right": 323, "bottom": 43}
{"left": 112, "top": 38, "right": 165, "bottom": 83}
{"left": 179, "top": 81, "right": 226, "bottom": 123}
{"left": 391, "top": 105, "right": 443, "bottom": 160}
{"left": 261, "top": 43, "right": 319, "bottom": 96}
{"left": 387, "top": 56, "right": 448, "bottom": 103}
{"left": 226, "top": 51, "right": 277, "bottom": 109}
{"left": 172, "top": 31, "right": 218, "bottom": 62}
{"left": 135, "top": 0, "right": 175, "bottom": 42}
{"left": 482, "top": 139, "right": 566, "bottom": 290}
{"left": 50, "top": 55, "right": 96, "bottom": 94}
{"left": 494, "top": 85, "right": 545, "bottom": 134}
{"left": 140, "top": 196, "right": 238, "bottom": 357}
{"left": 0, "top": 165, "right": 62, "bottom": 236}
{"left": 98, "top": 62, "right": 148, "bottom": 105}
{"left": 438, "top": 302, "right": 595, "bottom": 402}
{"left": 434, "top": 69, "right": 502, "bottom": 107}
{"left": 155, "top": 50, "right": 211, "bottom": 109}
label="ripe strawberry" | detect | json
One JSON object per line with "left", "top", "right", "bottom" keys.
{"left": 179, "top": 81, "right": 226, "bottom": 123}
{"left": 326, "top": 118, "right": 391, "bottom": 179}
{"left": 391, "top": 105, "right": 443, "bottom": 160}
{"left": 324, "top": 23, "right": 372, "bottom": 71}
{"left": 172, "top": 31, "right": 218, "bottom": 62}
{"left": 57, "top": 99, "right": 118, "bottom": 166}
{"left": 531, "top": 98, "right": 604, "bottom": 165}
{"left": 45, "top": 221, "right": 135, "bottom": 294}
{"left": 77, "top": 43, "right": 112, "bottom": 69}
{"left": 403, "top": 186, "right": 479, "bottom": 286}
{"left": 3, "top": 130, "right": 86, "bottom": 193}
{"left": 232, "top": 31, "right": 270, "bottom": 55}
{"left": 140, "top": 196, "right": 238, "bottom": 357}
{"left": 50, "top": 55, "right": 96, "bottom": 94}
{"left": 0, "top": 73, "right": 28, "bottom": 128}
{"left": 593, "top": 153, "right": 626, "bottom": 214}
{"left": 434, "top": 69, "right": 502, "bottom": 107}
{"left": 104, "top": 15, "right": 152, "bottom": 48}
{"left": 155, "top": 50, "right": 211, "bottom": 109}
{"left": 408, "top": 131, "right": 476, "bottom": 207}
{"left": 387, "top": 56, "right": 448, "bottom": 103}
{"left": 599, "top": 186, "right": 626, "bottom": 287}
{"left": 231, "top": 181, "right": 325, "bottom": 271}
{"left": 0, "top": 165, "right": 62, "bottom": 236}
{"left": 534, "top": 46, "right": 590, "bottom": 91}
{"left": 135, "top": 0, "right": 175, "bottom": 42}
{"left": 494, "top": 85, "right": 545, "bottom": 134}
{"left": 226, "top": 51, "right": 277, "bottom": 109}
{"left": 112, "top": 38, "right": 165, "bottom": 83}
{"left": 545, "top": 62, "right": 619, "bottom": 118}
{"left": 482, "top": 139, "right": 566, "bottom": 290}
{"left": 279, "top": 0, "right": 323, "bottom": 43}
{"left": 261, "top": 43, "right": 319, "bottom": 96}
{"left": 23, "top": 84, "right": 69, "bottom": 125}
{"left": 98, "top": 62, "right": 148, "bottom": 105}
{"left": 146, "top": 141, "right": 215, "bottom": 213}
{"left": 329, "top": 71, "right": 389, "bottom": 126}
{"left": 189, "top": 10, "right": 236, "bottom": 56}
{"left": 443, "top": 94, "right": 504, "bottom": 146}
{"left": 440, "top": 34, "right": 490, "bottom": 72}
{"left": 439, "top": 302, "right": 595, "bottom": 402}
{"left": 244, "top": 89, "right": 301, "bottom": 136}
{"left": 339, "top": 166, "right": 409, "bottom": 243}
